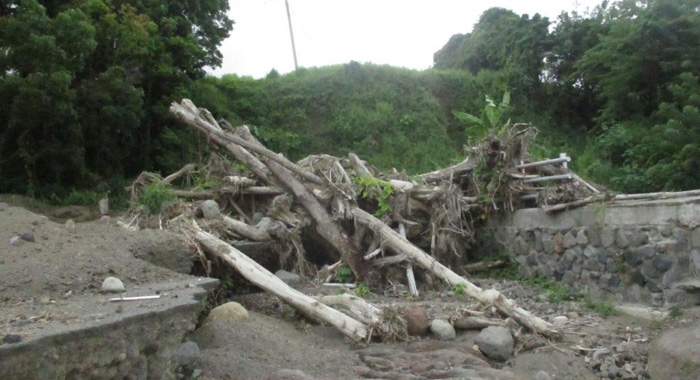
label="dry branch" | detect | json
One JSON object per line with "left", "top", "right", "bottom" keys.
{"left": 188, "top": 222, "right": 371, "bottom": 341}
{"left": 352, "top": 208, "right": 561, "bottom": 338}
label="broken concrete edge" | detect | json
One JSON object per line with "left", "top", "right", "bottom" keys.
{"left": 0, "top": 277, "right": 219, "bottom": 359}
{"left": 496, "top": 197, "right": 700, "bottom": 229}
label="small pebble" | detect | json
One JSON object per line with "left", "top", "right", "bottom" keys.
{"left": 9, "top": 236, "right": 22, "bottom": 246}
{"left": 19, "top": 232, "right": 35, "bottom": 242}
{"left": 101, "top": 277, "right": 125, "bottom": 293}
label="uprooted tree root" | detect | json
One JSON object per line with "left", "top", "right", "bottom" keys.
{"left": 121, "top": 99, "right": 609, "bottom": 342}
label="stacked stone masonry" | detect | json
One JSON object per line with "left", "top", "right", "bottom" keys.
{"left": 479, "top": 198, "right": 700, "bottom": 307}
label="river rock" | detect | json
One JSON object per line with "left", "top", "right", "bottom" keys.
{"left": 174, "top": 341, "right": 200, "bottom": 367}
{"left": 429, "top": 319, "right": 456, "bottom": 340}
{"left": 9, "top": 236, "right": 22, "bottom": 246}
{"left": 19, "top": 232, "right": 35, "bottom": 242}
{"left": 404, "top": 306, "right": 429, "bottom": 336}
{"left": 101, "top": 277, "right": 125, "bottom": 293}
{"left": 198, "top": 200, "right": 220, "bottom": 219}
{"left": 475, "top": 326, "right": 514, "bottom": 361}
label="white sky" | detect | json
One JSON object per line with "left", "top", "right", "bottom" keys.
{"left": 211, "top": 0, "right": 602, "bottom": 78}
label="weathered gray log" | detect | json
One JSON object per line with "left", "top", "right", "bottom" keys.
{"left": 352, "top": 208, "right": 561, "bottom": 338}
{"left": 162, "top": 164, "right": 196, "bottom": 184}
{"left": 188, "top": 222, "right": 371, "bottom": 341}
{"left": 234, "top": 125, "right": 373, "bottom": 282}
{"left": 171, "top": 100, "right": 322, "bottom": 185}
{"left": 419, "top": 156, "right": 475, "bottom": 183}
{"left": 221, "top": 215, "right": 271, "bottom": 242}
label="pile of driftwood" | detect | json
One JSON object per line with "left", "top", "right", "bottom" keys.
{"left": 126, "top": 99, "right": 610, "bottom": 342}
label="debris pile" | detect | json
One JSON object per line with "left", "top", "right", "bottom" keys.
{"left": 124, "top": 99, "right": 605, "bottom": 342}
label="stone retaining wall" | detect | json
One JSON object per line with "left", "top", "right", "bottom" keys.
{"left": 478, "top": 197, "right": 700, "bottom": 307}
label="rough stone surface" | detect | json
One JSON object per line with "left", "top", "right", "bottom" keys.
{"left": 0, "top": 279, "right": 216, "bottom": 380}
{"left": 628, "top": 230, "right": 649, "bottom": 247}
{"left": 648, "top": 321, "right": 700, "bottom": 380}
{"left": 174, "top": 341, "right": 200, "bottom": 367}
{"left": 9, "top": 236, "right": 22, "bottom": 246}
{"left": 130, "top": 230, "right": 197, "bottom": 274}
{"left": 576, "top": 229, "right": 589, "bottom": 246}
{"left": 514, "top": 236, "right": 529, "bottom": 256}
{"left": 191, "top": 302, "right": 249, "bottom": 349}
{"left": 355, "top": 340, "right": 524, "bottom": 380}
{"left": 601, "top": 228, "right": 616, "bottom": 248}
{"left": 474, "top": 326, "right": 514, "bottom": 361}
{"left": 563, "top": 232, "right": 577, "bottom": 249}
{"left": 275, "top": 270, "right": 302, "bottom": 285}
{"left": 652, "top": 256, "right": 672, "bottom": 273}
{"left": 101, "top": 277, "right": 125, "bottom": 293}
{"left": 19, "top": 232, "right": 35, "bottom": 242}
{"left": 404, "top": 306, "right": 429, "bottom": 336}
{"left": 691, "top": 249, "right": 700, "bottom": 271}
{"left": 553, "top": 233, "right": 564, "bottom": 254}
{"left": 198, "top": 200, "right": 220, "bottom": 219}
{"left": 429, "top": 319, "right": 456, "bottom": 341}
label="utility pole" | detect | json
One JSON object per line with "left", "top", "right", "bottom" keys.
{"left": 285, "top": 0, "right": 299, "bottom": 70}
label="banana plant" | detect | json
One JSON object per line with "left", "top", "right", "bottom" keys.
{"left": 453, "top": 92, "right": 511, "bottom": 141}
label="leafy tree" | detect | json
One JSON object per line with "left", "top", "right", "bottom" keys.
{"left": 0, "top": 0, "right": 232, "bottom": 197}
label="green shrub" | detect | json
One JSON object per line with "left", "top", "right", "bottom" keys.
{"left": 334, "top": 265, "right": 353, "bottom": 283}
{"left": 137, "top": 181, "right": 174, "bottom": 214}
{"left": 584, "top": 297, "right": 617, "bottom": 317}
{"left": 354, "top": 283, "right": 370, "bottom": 298}
{"left": 50, "top": 189, "right": 103, "bottom": 206}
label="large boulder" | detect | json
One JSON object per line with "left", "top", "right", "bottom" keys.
{"left": 197, "top": 200, "right": 220, "bottom": 219}
{"left": 404, "top": 306, "right": 429, "bottom": 336}
{"left": 648, "top": 321, "right": 700, "bottom": 380}
{"left": 429, "top": 319, "right": 456, "bottom": 340}
{"left": 475, "top": 326, "right": 514, "bottom": 361}
{"left": 190, "top": 302, "right": 249, "bottom": 349}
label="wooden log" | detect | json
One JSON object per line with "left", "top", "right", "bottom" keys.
{"left": 171, "top": 100, "right": 322, "bottom": 185}
{"left": 463, "top": 259, "right": 508, "bottom": 273}
{"left": 352, "top": 208, "right": 561, "bottom": 338}
{"left": 371, "top": 254, "right": 408, "bottom": 267}
{"left": 400, "top": 223, "right": 419, "bottom": 297}
{"left": 419, "top": 156, "right": 475, "bottom": 183}
{"left": 516, "top": 156, "right": 570, "bottom": 169}
{"left": 522, "top": 174, "right": 573, "bottom": 184}
{"left": 162, "top": 164, "right": 196, "bottom": 184}
{"left": 234, "top": 126, "right": 373, "bottom": 282}
{"left": 543, "top": 195, "right": 606, "bottom": 213}
{"left": 221, "top": 215, "right": 271, "bottom": 242}
{"left": 188, "top": 222, "right": 371, "bottom": 341}
{"left": 348, "top": 153, "right": 373, "bottom": 178}
{"left": 315, "top": 294, "right": 382, "bottom": 326}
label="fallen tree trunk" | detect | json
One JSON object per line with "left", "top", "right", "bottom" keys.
{"left": 352, "top": 208, "right": 561, "bottom": 339}
{"left": 188, "top": 222, "right": 371, "bottom": 341}
{"left": 234, "top": 126, "right": 374, "bottom": 283}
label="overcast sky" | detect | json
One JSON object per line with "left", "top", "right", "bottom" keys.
{"left": 211, "top": 0, "right": 603, "bottom": 78}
